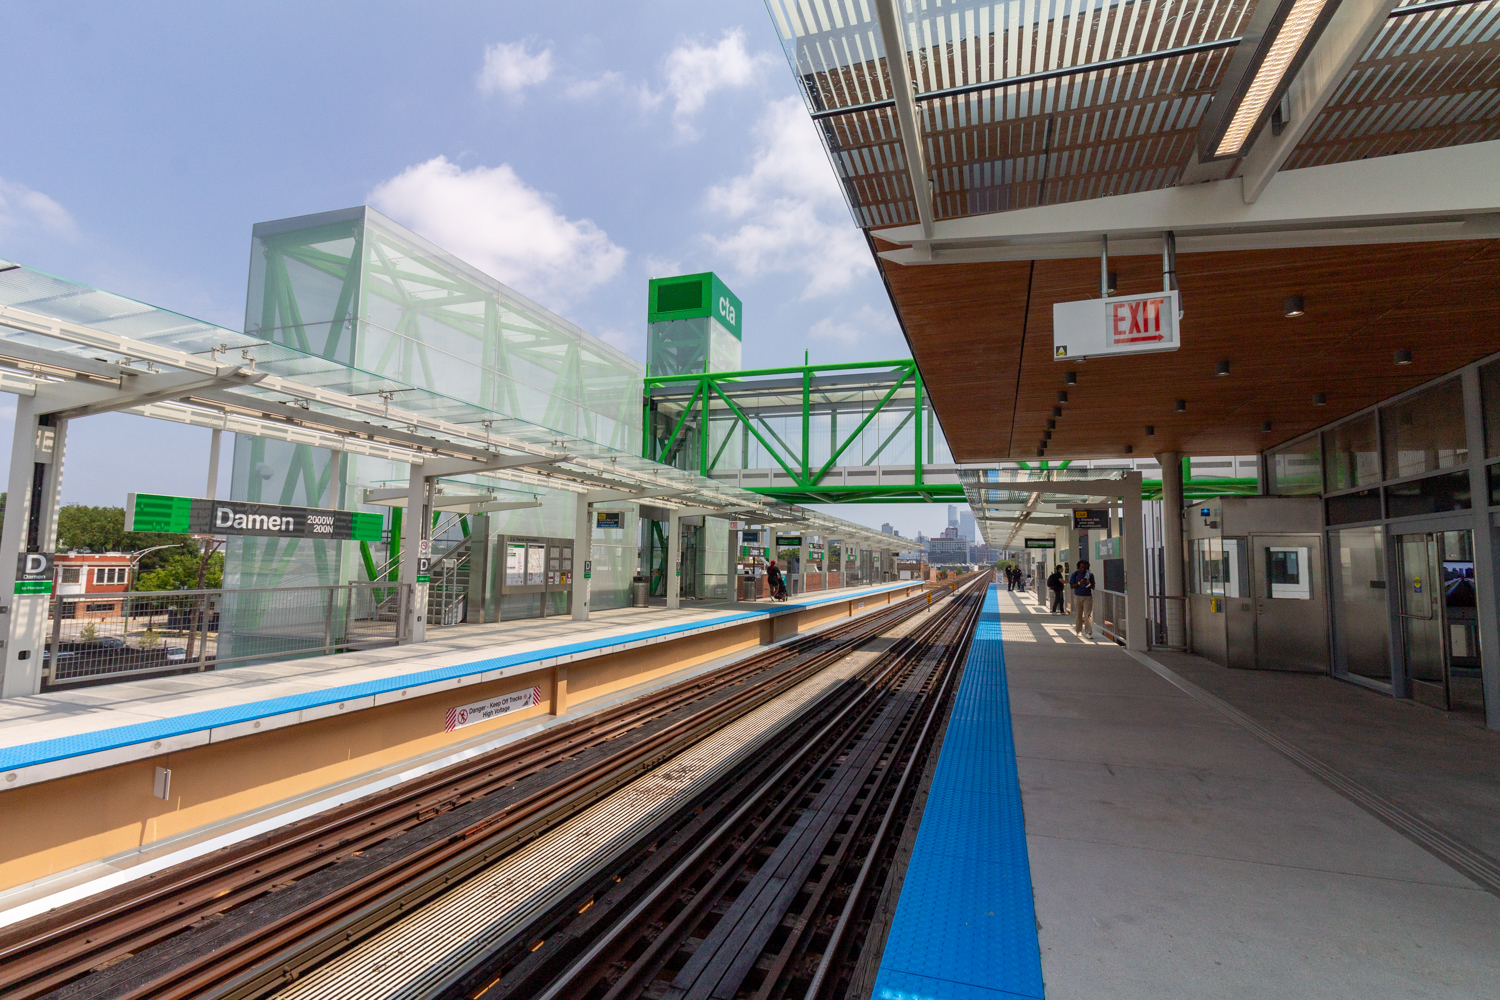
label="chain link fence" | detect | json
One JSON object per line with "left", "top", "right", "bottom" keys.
{"left": 42, "top": 582, "right": 410, "bottom": 688}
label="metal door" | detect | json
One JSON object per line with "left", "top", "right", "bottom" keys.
{"left": 1250, "top": 533, "right": 1328, "bottom": 672}
{"left": 1396, "top": 533, "right": 1448, "bottom": 709}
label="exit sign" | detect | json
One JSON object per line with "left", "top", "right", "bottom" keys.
{"left": 1053, "top": 290, "right": 1180, "bottom": 360}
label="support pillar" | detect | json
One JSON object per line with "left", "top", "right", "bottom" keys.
{"left": 399, "top": 463, "right": 430, "bottom": 644}
{"left": 1156, "top": 451, "right": 1187, "bottom": 649}
{"left": 0, "top": 399, "right": 68, "bottom": 697}
{"left": 1124, "top": 473, "right": 1148, "bottom": 652}
{"left": 667, "top": 508, "right": 683, "bottom": 610}
{"left": 1461, "top": 370, "right": 1500, "bottom": 730}
{"left": 552, "top": 663, "right": 569, "bottom": 716}
{"left": 205, "top": 427, "right": 222, "bottom": 502}
{"left": 572, "top": 493, "right": 592, "bottom": 621}
{"left": 799, "top": 536, "right": 809, "bottom": 597}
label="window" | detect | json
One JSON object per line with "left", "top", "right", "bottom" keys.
{"left": 1266, "top": 547, "right": 1311, "bottom": 600}
{"left": 1191, "top": 538, "right": 1244, "bottom": 597}
{"left": 85, "top": 602, "right": 117, "bottom": 613}
{"left": 1326, "top": 488, "right": 1382, "bottom": 525}
{"left": 93, "top": 567, "right": 127, "bottom": 586}
{"left": 1481, "top": 358, "right": 1500, "bottom": 460}
{"left": 1381, "top": 378, "right": 1467, "bottom": 479}
{"left": 1267, "top": 438, "right": 1322, "bottom": 495}
{"left": 1385, "top": 469, "right": 1471, "bottom": 519}
{"left": 60, "top": 567, "right": 80, "bottom": 584}
{"left": 1323, "top": 414, "right": 1380, "bottom": 491}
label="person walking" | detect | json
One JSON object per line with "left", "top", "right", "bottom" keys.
{"left": 1047, "top": 565, "right": 1066, "bottom": 614}
{"left": 767, "top": 560, "right": 786, "bottom": 602}
{"left": 1070, "top": 560, "right": 1096, "bottom": 636}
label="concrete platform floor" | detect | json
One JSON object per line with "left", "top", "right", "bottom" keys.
{"left": 996, "top": 591, "right": 1500, "bottom": 999}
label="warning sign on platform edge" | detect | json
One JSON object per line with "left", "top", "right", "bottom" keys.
{"left": 445, "top": 685, "right": 543, "bottom": 732}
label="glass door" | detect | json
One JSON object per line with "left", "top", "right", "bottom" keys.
{"left": 1396, "top": 533, "right": 1447, "bottom": 709}
{"left": 1439, "top": 529, "right": 1485, "bottom": 714}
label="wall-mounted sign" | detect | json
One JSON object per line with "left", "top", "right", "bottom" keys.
{"left": 1053, "top": 289, "right": 1180, "bottom": 360}
{"left": 126, "top": 493, "right": 382, "bottom": 541}
{"left": 1095, "top": 536, "right": 1121, "bottom": 560}
{"left": 595, "top": 511, "right": 623, "bottom": 530}
{"left": 15, "top": 552, "right": 54, "bottom": 595}
{"left": 1072, "top": 509, "right": 1109, "bottom": 530}
{"left": 1023, "top": 538, "right": 1056, "bottom": 549}
{"left": 776, "top": 535, "right": 803, "bottom": 547}
{"left": 741, "top": 530, "right": 761, "bottom": 544}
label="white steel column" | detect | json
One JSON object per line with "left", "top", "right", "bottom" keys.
{"left": 399, "top": 463, "right": 429, "bottom": 644}
{"left": 667, "top": 508, "right": 684, "bottom": 610}
{"left": 1461, "top": 369, "right": 1500, "bottom": 730}
{"left": 1124, "top": 473, "right": 1148, "bottom": 652}
{"left": 799, "top": 536, "right": 810, "bottom": 596}
{"left": 206, "top": 427, "right": 222, "bottom": 502}
{"left": 0, "top": 399, "right": 68, "bottom": 697}
{"left": 572, "top": 493, "right": 592, "bottom": 621}
{"left": 1156, "top": 451, "right": 1187, "bottom": 648}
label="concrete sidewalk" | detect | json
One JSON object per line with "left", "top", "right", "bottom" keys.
{"left": 996, "top": 591, "right": 1500, "bottom": 999}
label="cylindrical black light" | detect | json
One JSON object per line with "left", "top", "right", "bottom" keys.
{"left": 1125, "top": 445, "right": 1134, "bottom": 454}
{"left": 1314, "top": 392, "right": 1327, "bottom": 405}
{"left": 1283, "top": 295, "right": 1305, "bottom": 318}
{"left": 1261, "top": 421, "right": 1273, "bottom": 432}
{"left": 1058, "top": 391, "right": 1069, "bottom": 403}
{"left": 1395, "top": 349, "right": 1413, "bottom": 365}
{"left": 1047, "top": 419, "right": 1056, "bottom": 430}
{"left": 1145, "top": 425, "right": 1155, "bottom": 436}
{"left": 1107, "top": 271, "right": 1119, "bottom": 295}
{"left": 1052, "top": 406, "right": 1063, "bottom": 418}
{"left": 1216, "top": 360, "right": 1231, "bottom": 377}
{"left": 1175, "top": 399, "right": 1187, "bottom": 412}
{"left": 1065, "top": 371, "right": 1078, "bottom": 386}
{"left": 1044, "top": 431, "right": 1052, "bottom": 440}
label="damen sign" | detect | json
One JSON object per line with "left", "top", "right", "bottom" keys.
{"left": 126, "top": 493, "right": 383, "bottom": 541}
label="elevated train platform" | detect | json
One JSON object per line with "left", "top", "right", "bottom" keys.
{"left": 0, "top": 578, "right": 925, "bottom": 908}
{"left": 872, "top": 586, "right": 1500, "bottom": 999}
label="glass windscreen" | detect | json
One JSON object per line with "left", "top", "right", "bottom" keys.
{"left": 1323, "top": 414, "right": 1381, "bottom": 491}
{"left": 1268, "top": 438, "right": 1322, "bottom": 495}
{"left": 1329, "top": 526, "right": 1390, "bottom": 681}
{"left": 1192, "top": 538, "right": 1244, "bottom": 597}
{"left": 1381, "top": 378, "right": 1467, "bottom": 479}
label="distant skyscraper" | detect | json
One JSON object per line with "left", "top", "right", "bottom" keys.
{"left": 959, "top": 509, "right": 976, "bottom": 541}
{"left": 947, "top": 505, "right": 959, "bottom": 530}
{"left": 881, "top": 522, "right": 894, "bottom": 535}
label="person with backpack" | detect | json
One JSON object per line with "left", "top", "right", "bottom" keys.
{"left": 1047, "top": 565, "right": 1066, "bottom": 614}
{"left": 1070, "top": 559, "right": 1097, "bottom": 636}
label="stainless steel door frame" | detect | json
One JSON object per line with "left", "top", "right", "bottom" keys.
{"left": 1396, "top": 531, "right": 1448, "bottom": 709}
{"left": 1249, "top": 533, "right": 1329, "bottom": 673}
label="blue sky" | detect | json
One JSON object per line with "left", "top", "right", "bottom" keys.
{"left": 0, "top": 2, "right": 958, "bottom": 540}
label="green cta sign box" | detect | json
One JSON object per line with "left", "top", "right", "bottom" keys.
{"left": 647, "top": 271, "right": 743, "bottom": 340}
{"left": 126, "top": 493, "right": 383, "bottom": 542}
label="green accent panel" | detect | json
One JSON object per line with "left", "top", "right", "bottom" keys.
{"left": 350, "top": 511, "right": 384, "bottom": 542}
{"left": 648, "top": 272, "right": 742, "bottom": 339}
{"left": 14, "top": 581, "right": 51, "bottom": 595}
{"left": 127, "top": 493, "right": 192, "bottom": 534}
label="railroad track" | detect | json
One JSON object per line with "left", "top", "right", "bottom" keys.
{"left": 0, "top": 583, "right": 965, "bottom": 1000}
{"left": 375, "top": 573, "right": 989, "bottom": 1000}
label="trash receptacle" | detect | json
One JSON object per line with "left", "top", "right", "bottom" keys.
{"left": 738, "top": 575, "right": 757, "bottom": 602}
{"left": 631, "top": 575, "right": 650, "bottom": 607}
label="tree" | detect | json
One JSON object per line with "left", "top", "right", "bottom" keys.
{"left": 53, "top": 505, "right": 190, "bottom": 574}
{"left": 137, "top": 550, "right": 223, "bottom": 592}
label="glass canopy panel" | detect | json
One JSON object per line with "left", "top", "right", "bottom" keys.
{"left": 1285, "top": 0, "right": 1500, "bottom": 171}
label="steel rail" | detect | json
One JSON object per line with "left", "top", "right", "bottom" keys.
{"left": 0, "top": 589, "right": 942, "bottom": 1000}
{"left": 1, "top": 583, "right": 969, "bottom": 1000}
{"left": 470, "top": 575, "right": 988, "bottom": 1000}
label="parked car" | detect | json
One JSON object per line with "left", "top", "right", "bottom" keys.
{"left": 44, "top": 637, "right": 195, "bottom": 678}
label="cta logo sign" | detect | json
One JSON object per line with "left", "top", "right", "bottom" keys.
{"left": 719, "top": 295, "right": 737, "bottom": 327}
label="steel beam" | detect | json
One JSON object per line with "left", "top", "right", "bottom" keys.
{"left": 874, "top": 0, "right": 935, "bottom": 239}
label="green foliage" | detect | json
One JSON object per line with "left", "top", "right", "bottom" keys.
{"left": 137, "top": 550, "right": 223, "bottom": 592}
{"left": 139, "top": 630, "right": 162, "bottom": 649}
{"left": 79, "top": 621, "right": 98, "bottom": 641}
{"left": 48, "top": 505, "right": 189, "bottom": 575}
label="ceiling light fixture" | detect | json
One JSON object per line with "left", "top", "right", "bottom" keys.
{"left": 1044, "top": 431, "right": 1053, "bottom": 440}
{"left": 1047, "top": 419, "right": 1056, "bottom": 430}
{"left": 1058, "top": 391, "right": 1069, "bottom": 403}
{"left": 1125, "top": 445, "right": 1134, "bottom": 454}
{"left": 1395, "top": 349, "right": 1413, "bottom": 365}
{"left": 1314, "top": 392, "right": 1326, "bottom": 405}
{"left": 1107, "top": 271, "right": 1118, "bottom": 295}
{"left": 1052, "top": 406, "right": 1063, "bottom": 418}
{"left": 1284, "top": 295, "right": 1305, "bottom": 317}
{"left": 1196, "top": 0, "right": 1342, "bottom": 161}
{"left": 1262, "top": 421, "right": 1274, "bottom": 432}
{"left": 1065, "top": 371, "right": 1078, "bottom": 386}
{"left": 1145, "top": 425, "right": 1156, "bottom": 436}
{"left": 1216, "top": 360, "right": 1231, "bottom": 377}
{"left": 1175, "top": 399, "right": 1187, "bottom": 412}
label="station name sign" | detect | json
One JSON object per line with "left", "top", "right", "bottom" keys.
{"left": 1052, "top": 289, "right": 1180, "bottom": 360}
{"left": 126, "top": 493, "right": 383, "bottom": 542}
{"left": 1023, "top": 537, "right": 1056, "bottom": 549}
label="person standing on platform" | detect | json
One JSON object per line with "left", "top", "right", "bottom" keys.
{"left": 1070, "top": 560, "right": 1096, "bottom": 636}
{"left": 1047, "top": 565, "right": 1066, "bottom": 614}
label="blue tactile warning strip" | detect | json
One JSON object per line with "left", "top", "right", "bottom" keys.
{"left": 872, "top": 584, "right": 1044, "bottom": 1000}
{"left": 0, "top": 582, "right": 917, "bottom": 775}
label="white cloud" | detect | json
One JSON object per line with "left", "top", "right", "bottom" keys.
{"left": 809, "top": 305, "right": 902, "bottom": 349}
{"left": 0, "top": 177, "right": 76, "bottom": 239}
{"left": 476, "top": 39, "right": 554, "bottom": 97}
{"left": 644, "top": 255, "right": 684, "bottom": 279}
{"left": 704, "top": 97, "right": 872, "bottom": 299}
{"left": 656, "top": 29, "right": 772, "bottom": 133}
{"left": 368, "top": 157, "right": 626, "bottom": 300}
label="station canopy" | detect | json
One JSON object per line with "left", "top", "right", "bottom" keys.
{"left": 768, "top": 0, "right": 1500, "bottom": 462}
{"left": 958, "top": 467, "right": 1137, "bottom": 549}
{"left": 0, "top": 263, "right": 895, "bottom": 548}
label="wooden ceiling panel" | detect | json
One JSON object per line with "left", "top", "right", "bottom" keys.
{"left": 882, "top": 240, "right": 1500, "bottom": 463}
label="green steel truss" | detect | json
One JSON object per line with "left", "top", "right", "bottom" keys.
{"left": 643, "top": 360, "right": 963, "bottom": 504}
